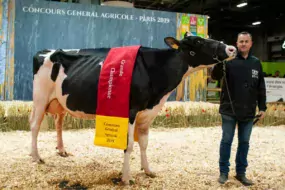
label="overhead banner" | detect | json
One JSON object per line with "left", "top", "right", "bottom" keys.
{"left": 265, "top": 78, "right": 285, "bottom": 102}
{"left": 1, "top": 0, "right": 209, "bottom": 101}
{"left": 14, "top": 0, "right": 176, "bottom": 100}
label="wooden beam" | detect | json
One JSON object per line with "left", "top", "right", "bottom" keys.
{"left": 206, "top": 88, "right": 221, "bottom": 92}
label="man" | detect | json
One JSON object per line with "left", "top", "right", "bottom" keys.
{"left": 211, "top": 31, "right": 267, "bottom": 186}
{"left": 273, "top": 70, "right": 280, "bottom": 78}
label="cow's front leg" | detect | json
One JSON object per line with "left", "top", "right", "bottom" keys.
{"left": 138, "top": 126, "right": 156, "bottom": 178}
{"left": 121, "top": 121, "right": 135, "bottom": 185}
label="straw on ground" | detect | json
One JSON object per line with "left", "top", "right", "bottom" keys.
{"left": 0, "top": 126, "right": 284, "bottom": 189}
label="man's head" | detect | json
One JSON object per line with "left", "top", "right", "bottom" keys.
{"left": 275, "top": 70, "right": 280, "bottom": 77}
{"left": 164, "top": 32, "right": 237, "bottom": 67}
{"left": 236, "top": 31, "right": 253, "bottom": 54}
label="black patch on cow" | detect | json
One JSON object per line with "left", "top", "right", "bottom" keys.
{"left": 48, "top": 47, "right": 188, "bottom": 121}
{"left": 51, "top": 62, "right": 60, "bottom": 82}
{"left": 49, "top": 48, "right": 110, "bottom": 114}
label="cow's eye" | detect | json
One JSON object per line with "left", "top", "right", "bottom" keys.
{"left": 194, "top": 39, "right": 204, "bottom": 45}
{"left": 189, "top": 51, "right": 196, "bottom": 56}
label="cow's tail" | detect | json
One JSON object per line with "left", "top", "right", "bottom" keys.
{"left": 49, "top": 49, "right": 67, "bottom": 82}
{"left": 50, "top": 62, "right": 61, "bottom": 82}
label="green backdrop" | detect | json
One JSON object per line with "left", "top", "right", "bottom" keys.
{"left": 261, "top": 62, "right": 285, "bottom": 77}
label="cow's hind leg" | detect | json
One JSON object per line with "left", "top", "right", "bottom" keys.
{"left": 138, "top": 126, "right": 156, "bottom": 178}
{"left": 29, "top": 101, "right": 48, "bottom": 164}
{"left": 54, "top": 113, "right": 69, "bottom": 157}
{"left": 121, "top": 120, "right": 136, "bottom": 185}
{"left": 46, "top": 99, "right": 69, "bottom": 157}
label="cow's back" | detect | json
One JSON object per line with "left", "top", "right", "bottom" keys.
{"left": 50, "top": 47, "right": 152, "bottom": 116}
{"left": 34, "top": 47, "right": 177, "bottom": 119}
{"left": 46, "top": 48, "right": 109, "bottom": 114}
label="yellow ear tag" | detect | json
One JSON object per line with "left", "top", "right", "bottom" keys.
{"left": 172, "top": 44, "right": 179, "bottom": 49}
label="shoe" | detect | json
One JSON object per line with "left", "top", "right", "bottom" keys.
{"left": 218, "top": 173, "right": 228, "bottom": 184}
{"left": 235, "top": 174, "right": 254, "bottom": 186}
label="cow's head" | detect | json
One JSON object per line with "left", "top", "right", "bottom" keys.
{"left": 164, "top": 32, "right": 237, "bottom": 67}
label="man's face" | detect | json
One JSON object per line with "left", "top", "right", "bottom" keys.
{"left": 236, "top": 34, "right": 252, "bottom": 53}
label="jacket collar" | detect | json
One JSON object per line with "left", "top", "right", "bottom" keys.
{"left": 236, "top": 48, "right": 253, "bottom": 60}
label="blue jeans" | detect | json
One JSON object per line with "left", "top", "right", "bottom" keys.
{"left": 219, "top": 114, "right": 253, "bottom": 175}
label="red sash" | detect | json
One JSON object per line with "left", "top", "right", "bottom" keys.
{"left": 94, "top": 45, "right": 141, "bottom": 149}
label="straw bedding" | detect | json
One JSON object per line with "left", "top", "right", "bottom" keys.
{"left": 0, "top": 126, "right": 284, "bottom": 189}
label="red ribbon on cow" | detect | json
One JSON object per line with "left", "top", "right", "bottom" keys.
{"left": 94, "top": 45, "right": 141, "bottom": 150}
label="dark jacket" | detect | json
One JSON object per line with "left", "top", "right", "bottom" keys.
{"left": 211, "top": 51, "right": 267, "bottom": 121}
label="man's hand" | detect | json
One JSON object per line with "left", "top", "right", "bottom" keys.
{"left": 258, "top": 111, "right": 265, "bottom": 120}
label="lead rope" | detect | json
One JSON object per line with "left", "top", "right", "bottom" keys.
{"left": 222, "top": 61, "right": 238, "bottom": 118}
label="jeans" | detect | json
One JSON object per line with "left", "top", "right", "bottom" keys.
{"left": 219, "top": 114, "right": 253, "bottom": 175}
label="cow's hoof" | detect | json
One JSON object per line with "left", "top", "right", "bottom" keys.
{"left": 57, "top": 151, "right": 69, "bottom": 157}
{"left": 141, "top": 168, "right": 157, "bottom": 178}
{"left": 30, "top": 153, "right": 45, "bottom": 164}
{"left": 129, "top": 179, "right": 135, "bottom": 185}
{"left": 111, "top": 177, "right": 121, "bottom": 185}
{"left": 56, "top": 146, "right": 72, "bottom": 157}
{"left": 111, "top": 177, "right": 135, "bottom": 186}
{"left": 121, "top": 179, "right": 135, "bottom": 186}
{"left": 121, "top": 175, "right": 135, "bottom": 186}
{"left": 145, "top": 171, "right": 156, "bottom": 178}
{"left": 33, "top": 158, "right": 45, "bottom": 164}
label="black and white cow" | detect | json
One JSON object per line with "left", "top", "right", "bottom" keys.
{"left": 30, "top": 33, "right": 236, "bottom": 184}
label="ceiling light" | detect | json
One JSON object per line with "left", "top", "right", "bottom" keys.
{"left": 252, "top": 21, "right": 261, "bottom": 25}
{"left": 207, "top": 16, "right": 210, "bottom": 19}
{"left": 236, "top": 2, "right": 247, "bottom": 8}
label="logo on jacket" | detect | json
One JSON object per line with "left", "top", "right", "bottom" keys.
{"left": 252, "top": 69, "right": 259, "bottom": 79}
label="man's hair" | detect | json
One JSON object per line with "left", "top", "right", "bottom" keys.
{"left": 238, "top": 31, "right": 252, "bottom": 39}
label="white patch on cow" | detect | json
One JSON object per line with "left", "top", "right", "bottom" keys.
{"left": 62, "top": 49, "right": 80, "bottom": 53}
{"left": 136, "top": 93, "right": 170, "bottom": 130}
{"left": 39, "top": 49, "right": 56, "bottom": 58}
{"left": 48, "top": 90, "right": 57, "bottom": 103}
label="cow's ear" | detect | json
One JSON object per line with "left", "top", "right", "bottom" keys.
{"left": 164, "top": 37, "right": 180, "bottom": 49}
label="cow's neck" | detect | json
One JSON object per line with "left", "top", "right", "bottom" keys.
{"left": 140, "top": 48, "right": 189, "bottom": 108}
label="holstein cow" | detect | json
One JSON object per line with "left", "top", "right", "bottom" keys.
{"left": 30, "top": 33, "right": 236, "bottom": 184}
